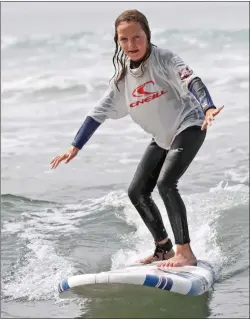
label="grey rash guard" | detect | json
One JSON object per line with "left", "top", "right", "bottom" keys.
{"left": 86, "top": 46, "right": 205, "bottom": 150}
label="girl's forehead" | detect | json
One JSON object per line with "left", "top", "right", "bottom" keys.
{"left": 117, "top": 21, "right": 143, "bottom": 34}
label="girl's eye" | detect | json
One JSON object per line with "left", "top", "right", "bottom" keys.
{"left": 120, "top": 38, "right": 127, "bottom": 42}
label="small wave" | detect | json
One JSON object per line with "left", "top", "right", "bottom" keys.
{"left": 152, "top": 28, "right": 249, "bottom": 52}
{"left": 2, "top": 75, "right": 87, "bottom": 96}
{"left": 2, "top": 28, "right": 248, "bottom": 51}
{"left": 2, "top": 84, "right": 88, "bottom": 101}
{"left": 216, "top": 265, "right": 249, "bottom": 284}
{"left": 2, "top": 184, "right": 249, "bottom": 301}
{"left": 1, "top": 72, "right": 109, "bottom": 102}
{"left": 109, "top": 185, "right": 249, "bottom": 281}
{"left": 1, "top": 193, "right": 57, "bottom": 205}
{"left": 2, "top": 28, "right": 248, "bottom": 104}
{"left": 1, "top": 242, "right": 77, "bottom": 302}
{"left": 1, "top": 31, "right": 96, "bottom": 50}
{"left": 1, "top": 191, "right": 130, "bottom": 301}
{"left": 1, "top": 196, "right": 107, "bottom": 301}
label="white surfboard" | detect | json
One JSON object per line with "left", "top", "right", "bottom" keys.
{"left": 58, "top": 260, "right": 214, "bottom": 298}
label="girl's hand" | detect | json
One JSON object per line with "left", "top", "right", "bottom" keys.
{"left": 50, "top": 146, "right": 79, "bottom": 169}
{"left": 201, "top": 105, "right": 224, "bottom": 131}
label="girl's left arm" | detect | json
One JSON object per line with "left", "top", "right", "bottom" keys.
{"left": 163, "top": 51, "right": 224, "bottom": 129}
{"left": 167, "top": 53, "right": 216, "bottom": 113}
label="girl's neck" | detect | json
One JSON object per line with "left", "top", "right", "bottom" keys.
{"left": 130, "top": 45, "right": 152, "bottom": 69}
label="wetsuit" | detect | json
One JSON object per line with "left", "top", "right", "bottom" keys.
{"left": 72, "top": 45, "right": 216, "bottom": 250}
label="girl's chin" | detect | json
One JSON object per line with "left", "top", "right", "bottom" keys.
{"left": 128, "top": 52, "right": 143, "bottom": 61}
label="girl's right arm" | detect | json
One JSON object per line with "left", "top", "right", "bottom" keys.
{"left": 50, "top": 79, "right": 127, "bottom": 169}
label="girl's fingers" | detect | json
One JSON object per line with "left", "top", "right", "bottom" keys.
{"left": 201, "top": 121, "right": 207, "bottom": 131}
{"left": 206, "top": 117, "right": 211, "bottom": 126}
{"left": 51, "top": 155, "right": 65, "bottom": 169}
{"left": 65, "top": 154, "right": 72, "bottom": 164}
{"left": 65, "top": 151, "right": 78, "bottom": 163}
{"left": 50, "top": 156, "right": 59, "bottom": 164}
{"left": 201, "top": 105, "right": 224, "bottom": 131}
{"left": 214, "top": 105, "right": 224, "bottom": 115}
{"left": 208, "top": 116, "right": 214, "bottom": 125}
{"left": 54, "top": 158, "right": 63, "bottom": 168}
{"left": 51, "top": 159, "right": 59, "bottom": 169}
{"left": 51, "top": 150, "right": 77, "bottom": 168}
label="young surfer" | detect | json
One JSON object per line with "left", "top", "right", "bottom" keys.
{"left": 51, "top": 9, "right": 224, "bottom": 267}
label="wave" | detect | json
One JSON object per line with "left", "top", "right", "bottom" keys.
{"left": 2, "top": 69, "right": 248, "bottom": 102}
{"left": 1, "top": 191, "right": 128, "bottom": 301}
{"left": 1, "top": 75, "right": 109, "bottom": 101}
{"left": 1, "top": 62, "right": 248, "bottom": 102}
{"left": 1, "top": 31, "right": 97, "bottom": 50}
{"left": 2, "top": 29, "right": 248, "bottom": 51}
{"left": 2, "top": 83, "right": 89, "bottom": 100}
{"left": 1, "top": 193, "right": 57, "bottom": 205}
{"left": 1, "top": 183, "right": 248, "bottom": 301}
{"left": 2, "top": 28, "right": 248, "bottom": 103}
{"left": 110, "top": 185, "right": 249, "bottom": 279}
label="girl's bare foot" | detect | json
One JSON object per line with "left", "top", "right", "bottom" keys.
{"left": 157, "top": 243, "right": 197, "bottom": 267}
{"left": 138, "top": 248, "right": 175, "bottom": 264}
{"left": 137, "top": 237, "right": 174, "bottom": 264}
{"left": 158, "top": 253, "right": 197, "bottom": 267}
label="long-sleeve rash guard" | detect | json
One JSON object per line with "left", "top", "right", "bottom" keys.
{"left": 72, "top": 46, "right": 216, "bottom": 150}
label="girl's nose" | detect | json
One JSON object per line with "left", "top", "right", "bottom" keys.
{"left": 128, "top": 38, "right": 137, "bottom": 49}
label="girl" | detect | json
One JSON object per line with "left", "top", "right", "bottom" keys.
{"left": 51, "top": 9, "right": 224, "bottom": 267}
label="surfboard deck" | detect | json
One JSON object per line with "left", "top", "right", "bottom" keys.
{"left": 58, "top": 260, "right": 215, "bottom": 298}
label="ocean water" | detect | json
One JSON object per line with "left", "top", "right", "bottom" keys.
{"left": 1, "top": 9, "right": 249, "bottom": 319}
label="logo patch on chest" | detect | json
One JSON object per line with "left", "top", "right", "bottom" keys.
{"left": 130, "top": 80, "right": 168, "bottom": 108}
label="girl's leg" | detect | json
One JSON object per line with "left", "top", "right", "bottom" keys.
{"left": 128, "top": 139, "right": 174, "bottom": 263}
{"left": 157, "top": 126, "right": 206, "bottom": 267}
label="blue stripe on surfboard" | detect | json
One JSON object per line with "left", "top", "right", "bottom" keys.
{"left": 143, "top": 274, "right": 159, "bottom": 288}
{"left": 143, "top": 275, "right": 173, "bottom": 291}
{"left": 158, "top": 276, "right": 167, "bottom": 289}
{"left": 58, "top": 279, "right": 70, "bottom": 293}
{"left": 164, "top": 277, "right": 173, "bottom": 291}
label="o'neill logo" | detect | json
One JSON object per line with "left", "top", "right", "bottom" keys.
{"left": 130, "top": 80, "right": 167, "bottom": 108}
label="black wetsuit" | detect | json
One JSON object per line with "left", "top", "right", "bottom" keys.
{"left": 72, "top": 50, "right": 215, "bottom": 250}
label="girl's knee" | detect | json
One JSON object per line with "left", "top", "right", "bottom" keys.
{"left": 157, "top": 178, "right": 177, "bottom": 197}
{"left": 128, "top": 184, "right": 140, "bottom": 204}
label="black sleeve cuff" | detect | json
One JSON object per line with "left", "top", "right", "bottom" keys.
{"left": 188, "top": 77, "right": 216, "bottom": 113}
{"left": 72, "top": 116, "right": 101, "bottom": 150}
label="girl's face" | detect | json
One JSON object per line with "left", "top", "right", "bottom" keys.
{"left": 117, "top": 21, "right": 148, "bottom": 61}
